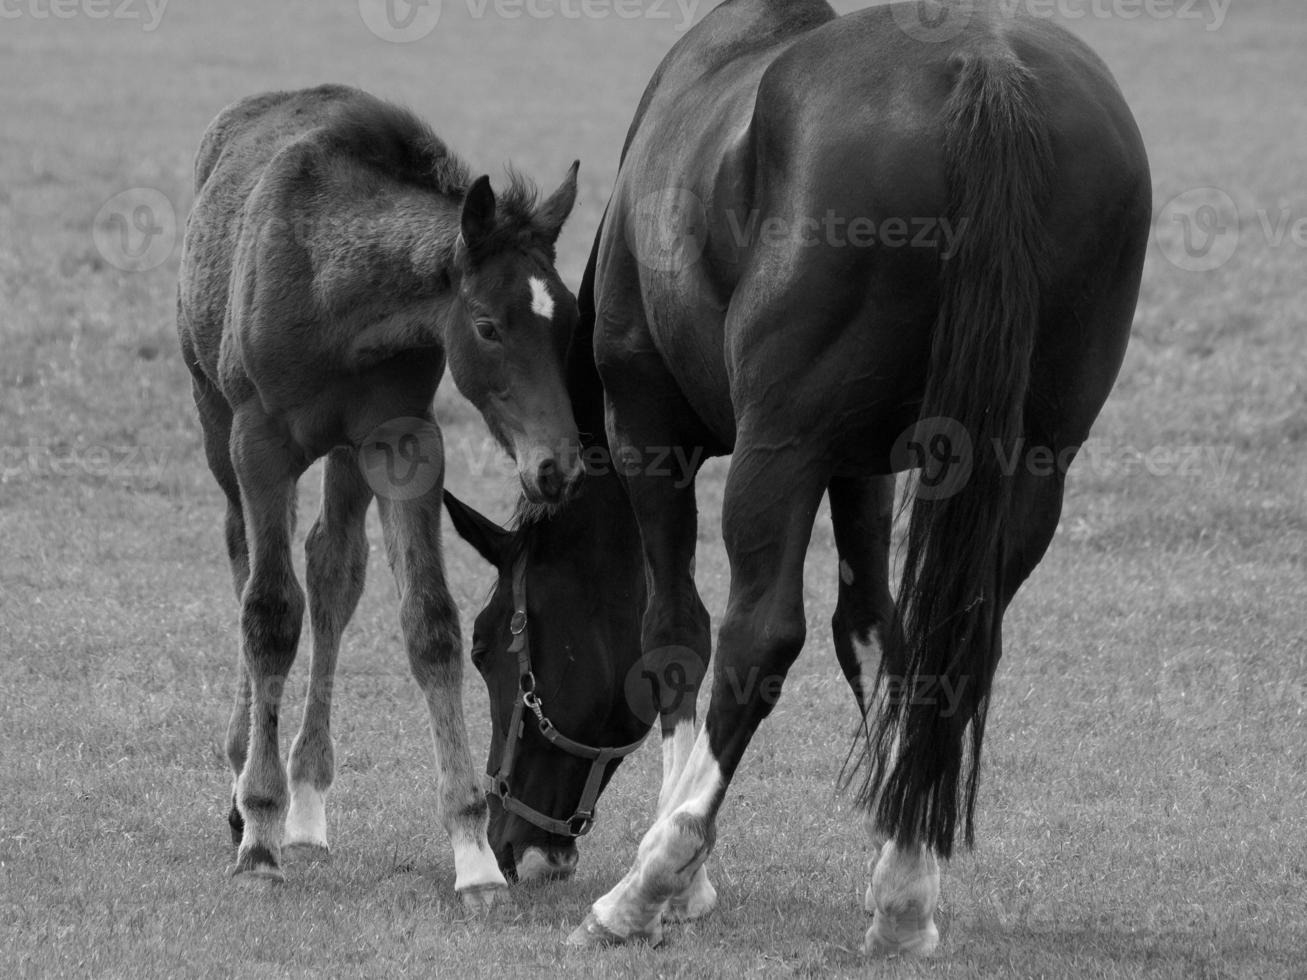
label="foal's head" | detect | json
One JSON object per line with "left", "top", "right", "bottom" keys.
{"left": 447, "top": 164, "right": 584, "bottom": 505}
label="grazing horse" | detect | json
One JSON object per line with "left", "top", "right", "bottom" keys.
{"left": 176, "top": 84, "right": 584, "bottom": 904}
{"left": 446, "top": 0, "right": 1151, "bottom": 954}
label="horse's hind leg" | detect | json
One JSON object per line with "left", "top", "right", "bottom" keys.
{"left": 828, "top": 475, "right": 899, "bottom": 725}
{"left": 191, "top": 374, "right": 253, "bottom": 846}
{"left": 284, "top": 448, "right": 373, "bottom": 856}
{"left": 862, "top": 447, "right": 1069, "bottom": 956}
{"left": 375, "top": 441, "right": 507, "bottom": 908}
{"left": 228, "top": 405, "right": 307, "bottom": 881}
{"left": 826, "top": 476, "right": 928, "bottom": 919}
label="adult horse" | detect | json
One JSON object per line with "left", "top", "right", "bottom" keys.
{"left": 177, "top": 84, "right": 584, "bottom": 904}
{"left": 446, "top": 0, "right": 1150, "bottom": 953}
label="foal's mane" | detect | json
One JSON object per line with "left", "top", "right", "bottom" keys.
{"left": 318, "top": 95, "right": 550, "bottom": 255}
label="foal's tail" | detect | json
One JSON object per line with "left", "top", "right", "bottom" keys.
{"left": 854, "top": 44, "right": 1054, "bottom": 858}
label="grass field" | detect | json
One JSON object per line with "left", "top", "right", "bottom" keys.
{"left": 2, "top": 1, "right": 1305, "bottom": 976}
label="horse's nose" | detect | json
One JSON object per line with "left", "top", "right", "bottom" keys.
{"left": 537, "top": 458, "right": 563, "bottom": 501}
{"left": 536, "top": 454, "right": 583, "bottom": 503}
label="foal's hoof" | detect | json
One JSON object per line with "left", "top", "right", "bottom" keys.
{"left": 230, "top": 844, "right": 285, "bottom": 884}
{"left": 283, "top": 841, "right": 331, "bottom": 863}
{"left": 863, "top": 915, "right": 939, "bottom": 957}
{"left": 459, "top": 882, "right": 509, "bottom": 913}
{"left": 567, "top": 912, "right": 663, "bottom": 948}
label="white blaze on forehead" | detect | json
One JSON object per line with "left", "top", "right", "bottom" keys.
{"left": 529, "top": 276, "right": 555, "bottom": 321}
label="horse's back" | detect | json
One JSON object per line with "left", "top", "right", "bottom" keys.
{"left": 597, "top": 0, "right": 1149, "bottom": 459}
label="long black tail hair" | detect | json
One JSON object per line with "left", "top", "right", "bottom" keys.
{"left": 855, "top": 42, "right": 1054, "bottom": 859}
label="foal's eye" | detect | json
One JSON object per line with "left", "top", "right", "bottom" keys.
{"left": 475, "top": 319, "right": 501, "bottom": 344}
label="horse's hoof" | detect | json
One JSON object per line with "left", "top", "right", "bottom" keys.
{"left": 459, "top": 882, "right": 509, "bottom": 913}
{"left": 863, "top": 916, "right": 939, "bottom": 957}
{"left": 230, "top": 844, "right": 285, "bottom": 884}
{"left": 283, "top": 841, "right": 331, "bottom": 863}
{"left": 665, "top": 877, "right": 717, "bottom": 922}
{"left": 567, "top": 911, "right": 662, "bottom": 948}
{"left": 227, "top": 799, "right": 244, "bottom": 847}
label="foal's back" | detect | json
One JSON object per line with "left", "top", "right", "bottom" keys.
{"left": 178, "top": 85, "right": 469, "bottom": 422}
{"left": 178, "top": 86, "right": 358, "bottom": 387}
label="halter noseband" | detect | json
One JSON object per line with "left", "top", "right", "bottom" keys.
{"left": 482, "top": 555, "right": 648, "bottom": 839}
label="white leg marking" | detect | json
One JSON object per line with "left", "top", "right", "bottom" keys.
{"left": 666, "top": 864, "right": 717, "bottom": 922}
{"left": 592, "top": 735, "right": 723, "bottom": 939}
{"left": 851, "top": 630, "right": 882, "bottom": 702}
{"left": 864, "top": 840, "right": 941, "bottom": 957}
{"left": 658, "top": 720, "right": 717, "bottom": 921}
{"left": 452, "top": 837, "right": 507, "bottom": 894}
{"left": 529, "top": 276, "right": 554, "bottom": 320}
{"left": 657, "top": 717, "right": 697, "bottom": 817}
{"left": 284, "top": 782, "right": 329, "bottom": 851}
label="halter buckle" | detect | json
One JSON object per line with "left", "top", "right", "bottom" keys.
{"left": 510, "top": 610, "right": 528, "bottom": 635}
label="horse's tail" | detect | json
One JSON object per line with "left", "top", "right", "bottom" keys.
{"left": 855, "top": 43, "right": 1053, "bottom": 858}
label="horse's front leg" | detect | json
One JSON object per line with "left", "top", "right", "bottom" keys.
{"left": 601, "top": 342, "right": 717, "bottom": 924}
{"left": 571, "top": 437, "right": 830, "bottom": 946}
{"left": 376, "top": 435, "right": 507, "bottom": 909}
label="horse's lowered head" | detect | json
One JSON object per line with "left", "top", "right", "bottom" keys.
{"left": 442, "top": 475, "right": 647, "bottom": 883}
{"left": 447, "top": 163, "right": 584, "bottom": 505}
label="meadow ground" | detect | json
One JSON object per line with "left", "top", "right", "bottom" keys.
{"left": 1, "top": 1, "right": 1305, "bottom": 977}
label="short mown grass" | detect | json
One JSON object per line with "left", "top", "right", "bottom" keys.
{"left": 2, "top": 2, "right": 1304, "bottom": 977}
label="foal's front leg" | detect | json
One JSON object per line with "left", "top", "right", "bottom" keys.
{"left": 377, "top": 479, "right": 507, "bottom": 907}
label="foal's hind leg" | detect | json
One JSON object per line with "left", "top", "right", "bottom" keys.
{"left": 284, "top": 449, "right": 373, "bottom": 856}
{"left": 190, "top": 374, "right": 253, "bottom": 846}
{"left": 376, "top": 460, "right": 507, "bottom": 907}
{"left": 229, "top": 405, "right": 307, "bottom": 881}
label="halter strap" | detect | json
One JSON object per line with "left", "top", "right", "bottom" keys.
{"left": 483, "top": 554, "right": 648, "bottom": 838}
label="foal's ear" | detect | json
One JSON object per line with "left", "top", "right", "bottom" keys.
{"left": 443, "top": 489, "right": 513, "bottom": 569}
{"left": 460, "top": 175, "right": 497, "bottom": 253}
{"left": 536, "top": 160, "right": 579, "bottom": 245}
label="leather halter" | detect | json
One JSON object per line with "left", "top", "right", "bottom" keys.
{"left": 482, "top": 555, "right": 648, "bottom": 838}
